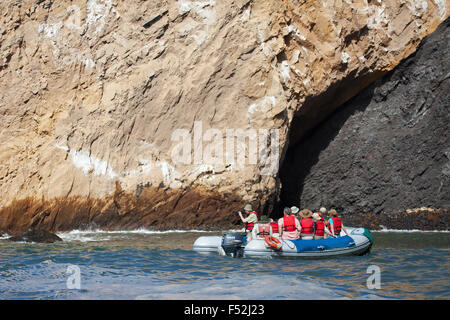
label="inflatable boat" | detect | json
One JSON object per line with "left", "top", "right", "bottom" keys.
{"left": 193, "top": 227, "right": 373, "bottom": 258}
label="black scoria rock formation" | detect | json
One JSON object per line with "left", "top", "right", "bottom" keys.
{"left": 280, "top": 18, "right": 449, "bottom": 216}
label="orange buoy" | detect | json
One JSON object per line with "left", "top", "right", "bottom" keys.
{"left": 265, "top": 235, "right": 282, "bottom": 251}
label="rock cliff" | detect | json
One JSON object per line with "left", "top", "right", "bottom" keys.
{"left": 0, "top": 0, "right": 448, "bottom": 232}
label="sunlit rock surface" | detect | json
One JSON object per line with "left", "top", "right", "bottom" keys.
{"left": 0, "top": 0, "right": 448, "bottom": 232}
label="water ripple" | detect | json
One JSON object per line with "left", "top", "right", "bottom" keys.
{"left": 0, "top": 231, "right": 449, "bottom": 299}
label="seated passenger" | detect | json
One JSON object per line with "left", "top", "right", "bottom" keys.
{"left": 299, "top": 209, "right": 314, "bottom": 240}
{"left": 312, "top": 212, "right": 329, "bottom": 239}
{"left": 269, "top": 218, "right": 280, "bottom": 238}
{"left": 252, "top": 215, "right": 273, "bottom": 239}
{"left": 328, "top": 209, "right": 350, "bottom": 238}
{"left": 278, "top": 207, "right": 301, "bottom": 240}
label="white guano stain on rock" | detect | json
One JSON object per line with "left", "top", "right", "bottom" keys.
{"left": 291, "top": 49, "right": 300, "bottom": 64}
{"left": 83, "top": 58, "right": 96, "bottom": 68}
{"left": 177, "top": 0, "right": 216, "bottom": 45}
{"left": 258, "top": 26, "right": 271, "bottom": 57}
{"left": 362, "top": 3, "right": 390, "bottom": 30}
{"left": 433, "top": 0, "right": 447, "bottom": 20}
{"left": 285, "top": 25, "right": 306, "bottom": 41}
{"left": 341, "top": 51, "right": 350, "bottom": 64}
{"left": 38, "top": 22, "right": 63, "bottom": 38}
{"left": 406, "top": 0, "right": 428, "bottom": 17}
{"left": 247, "top": 96, "right": 276, "bottom": 120}
{"left": 86, "top": 0, "right": 114, "bottom": 34}
{"left": 241, "top": 6, "right": 251, "bottom": 22}
{"left": 279, "top": 60, "right": 291, "bottom": 83}
{"left": 37, "top": 0, "right": 119, "bottom": 69}
{"left": 55, "top": 143, "right": 180, "bottom": 186}
{"left": 55, "top": 144, "right": 118, "bottom": 179}
{"left": 157, "top": 161, "right": 179, "bottom": 186}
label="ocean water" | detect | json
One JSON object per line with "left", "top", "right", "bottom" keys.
{"left": 0, "top": 229, "right": 449, "bottom": 300}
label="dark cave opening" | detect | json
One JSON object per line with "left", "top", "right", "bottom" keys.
{"left": 275, "top": 84, "right": 375, "bottom": 219}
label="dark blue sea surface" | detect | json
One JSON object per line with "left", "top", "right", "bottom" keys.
{"left": 0, "top": 229, "right": 449, "bottom": 300}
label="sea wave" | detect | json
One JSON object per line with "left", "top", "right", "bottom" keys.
{"left": 56, "top": 228, "right": 244, "bottom": 242}
{"left": 2, "top": 227, "right": 447, "bottom": 243}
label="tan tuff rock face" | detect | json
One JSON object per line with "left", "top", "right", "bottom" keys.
{"left": 0, "top": 0, "right": 448, "bottom": 231}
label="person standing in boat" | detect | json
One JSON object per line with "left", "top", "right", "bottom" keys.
{"left": 328, "top": 209, "right": 350, "bottom": 237}
{"left": 238, "top": 203, "right": 259, "bottom": 242}
{"left": 278, "top": 207, "right": 301, "bottom": 240}
{"left": 299, "top": 209, "right": 315, "bottom": 240}
{"left": 251, "top": 215, "right": 274, "bottom": 239}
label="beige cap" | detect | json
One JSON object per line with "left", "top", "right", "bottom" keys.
{"left": 299, "top": 209, "right": 313, "bottom": 218}
{"left": 244, "top": 203, "right": 253, "bottom": 211}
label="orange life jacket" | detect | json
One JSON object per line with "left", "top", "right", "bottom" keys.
{"left": 300, "top": 217, "right": 314, "bottom": 234}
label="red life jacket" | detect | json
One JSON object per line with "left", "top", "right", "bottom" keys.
{"left": 245, "top": 211, "right": 259, "bottom": 231}
{"left": 283, "top": 215, "right": 297, "bottom": 232}
{"left": 300, "top": 217, "right": 314, "bottom": 234}
{"left": 257, "top": 223, "right": 271, "bottom": 237}
{"left": 331, "top": 216, "right": 342, "bottom": 235}
{"left": 270, "top": 221, "right": 279, "bottom": 234}
{"left": 315, "top": 219, "right": 325, "bottom": 236}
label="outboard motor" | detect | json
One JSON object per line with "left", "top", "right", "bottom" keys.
{"left": 221, "top": 233, "right": 245, "bottom": 258}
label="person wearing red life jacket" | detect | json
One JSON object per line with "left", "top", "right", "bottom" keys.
{"left": 312, "top": 212, "right": 330, "bottom": 239}
{"left": 290, "top": 206, "right": 300, "bottom": 217}
{"left": 270, "top": 219, "right": 280, "bottom": 238}
{"left": 238, "top": 203, "right": 259, "bottom": 242}
{"left": 277, "top": 207, "right": 301, "bottom": 240}
{"left": 251, "top": 215, "right": 273, "bottom": 239}
{"left": 317, "top": 207, "right": 331, "bottom": 233}
{"left": 299, "top": 209, "right": 315, "bottom": 240}
{"left": 328, "top": 209, "right": 349, "bottom": 238}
